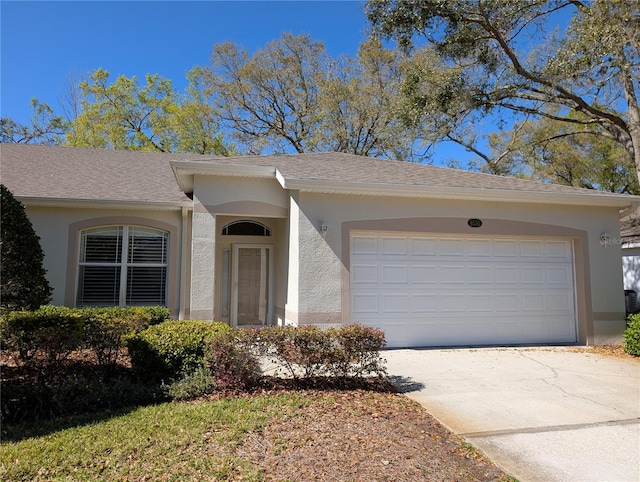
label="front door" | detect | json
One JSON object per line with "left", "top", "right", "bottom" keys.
{"left": 232, "top": 244, "right": 273, "bottom": 327}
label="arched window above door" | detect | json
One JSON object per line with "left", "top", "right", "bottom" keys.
{"left": 221, "top": 220, "right": 271, "bottom": 236}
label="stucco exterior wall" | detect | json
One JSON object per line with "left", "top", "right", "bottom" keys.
{"left": 295, "top": 192, "right": 625, "bottom": 344}
{"left": 25, "top": 206, "right": 184, "bottom": 315}
{"left": 191, "top": 175, "right": 289, "bottom": 323}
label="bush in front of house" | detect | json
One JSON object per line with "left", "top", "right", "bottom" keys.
{"left": 1, "top": 370, "right": 166, "bottom": 424}
{"left": 127, "top": 320, "right": 232, "bottom": 383}
{"left": 240, "top": 324, "right": 387, "bottom": 381}
{"left": 623, "top": 313, "right": 640, "bottom": 356}
{"left": 0, "top": 184, "right": 52, "bottom": 311}
{"left": 82, "top": 306, "right": 169, "bottom": 366}
{"left": 0, "top": 306, "right": 170, "bottom": 368}
{"left": 0, "top": 306, "right": 84, "bottom": 366}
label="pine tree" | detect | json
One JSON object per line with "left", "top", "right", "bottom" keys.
{"left": 1, "top": 184, "right": 52, "bottom": 310}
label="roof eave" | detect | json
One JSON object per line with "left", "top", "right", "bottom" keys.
{"left": 282, "top": 179, "right": 640, "bottom": 208}
{"left": 170, "top": 160, "right": 277, "bottom": 194}
{"left": 17, "top": 196, "right": 192, "bottom": 211}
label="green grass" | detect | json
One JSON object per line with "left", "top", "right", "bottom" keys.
{"left": 1, "top": 394, "right": 310, "bottom": 481}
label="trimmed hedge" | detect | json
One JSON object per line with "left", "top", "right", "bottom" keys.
{"left": 0, "top": 306, "right": 170, "bottom": 368}
{"left": 624, "top": 313, "right": 640, "bottom": 356}
{"left": 240, "top": 324, "right": 387, "bottom": 381}
{"left": 127, "top": 320, "right": 232, "bottom": 382}
{"left": 0, "top": 306, "right": 83, "bottom": 365}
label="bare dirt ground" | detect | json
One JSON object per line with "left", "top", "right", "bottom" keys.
{"left": 234, "top": 382, "right": 513, "bottom": 481}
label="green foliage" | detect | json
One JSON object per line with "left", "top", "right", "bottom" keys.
{"left": 66, "top": 68, "right": 232, "bottom": 155}
{"left": 82, "top": 307, "right": 167, "bottom": 366}
{"left": 366, "top": 0, "right": 640, "bottom": 184}
{"left": 165, "top": 366, "right": 216, "bottom": 401}
{"left": 0, "top": 184, "right": 52, "bottom": 311}
{"left": 0, "top": 306, "right": 83, "bottom": 365}
{"left": 0, "top": 306, "right": 170, "bottom": 368}
{"left": 623, "top": 314, "right": 640, "bottom": 356}
{"left": 0, "top": 98, "right": 67, "bottom": 144}
{"left": 127, "top": 320, "right": 232, "bottom": 382}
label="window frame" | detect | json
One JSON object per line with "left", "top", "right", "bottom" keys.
{"left": 77, "top": 224, "right": 169, "bottom": 307}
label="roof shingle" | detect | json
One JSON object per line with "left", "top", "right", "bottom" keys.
{"left": 0, "top": 144, "right": 634, "bottom": 205}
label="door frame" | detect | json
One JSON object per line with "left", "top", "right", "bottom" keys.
{"left": 230, "top": 243, "right": 274, "bottom": 328}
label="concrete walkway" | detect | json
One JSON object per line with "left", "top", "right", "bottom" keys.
{"left": 383, "top": 347, "right": 640, "bottom": 482}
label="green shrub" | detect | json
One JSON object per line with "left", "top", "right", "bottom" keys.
{"left": 0, "top": 306, "right": 83, "bottom": 365}
{"left": 82, "top": 307, "right": 157, "bottom": 366}
{"left": 128, "top": 320, "right": 232, "bottom": 382}
{"left": 0, "top": 184, "right": 52, "bottom": 311}
{"left": 165, "top": 367, "right": 216, "bottom": 401}
{"left": 623, "top": 313, "right": 640, "bottom": 356}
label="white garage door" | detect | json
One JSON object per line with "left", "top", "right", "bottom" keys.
{"left": 350, "top": 233, "right": 577, "bottom": 348}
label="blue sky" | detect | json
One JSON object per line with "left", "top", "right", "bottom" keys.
{"left": 1, "top": 1, "right": 370, "bottom": 125}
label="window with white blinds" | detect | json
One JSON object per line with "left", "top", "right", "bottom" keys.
{"left": 77, "top": 226, "right": 168, "bottom": 307}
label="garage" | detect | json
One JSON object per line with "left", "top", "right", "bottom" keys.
{"left": 350, "top": 233, "right": 577, "bottom": 348}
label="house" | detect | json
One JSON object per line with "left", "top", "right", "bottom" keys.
{"left": 620, "top": 209, "right": 640, "bottom": 313}
{"left": 1, "top": 143, "right": 637, "bottom": 347}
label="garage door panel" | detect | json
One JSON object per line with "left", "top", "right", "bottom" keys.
{"left": 410, "top": 238, "right": 437, "bottom": 255}
{"left": 382, "top": 294, "right": 409, "bottom": 313}
{"left": 351, "top": 234, "right": 577, "bottom": 347}
{"left": 352, "top": 294, "right": 378, "bottom": 313}
{"left": 351, "top": 236, "right": 378, "bottom": 255}
{"left": 410, "top": 265, "right": 438, "bottom": 283}
{"left": 381, "top": 237, "right": 407, "bottom": 255}
{"left": 381, "top": 265, "right": 408, "bottom": 283}
{"left": 351, "top": 264, "right": 378, "bottom": 284}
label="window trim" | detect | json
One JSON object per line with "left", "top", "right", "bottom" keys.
{"left": 77, "top": 225, "right": 169, "bottom": 307}
{"left": 66, "top": 217, "right": 179, "bottom": 310}
{"left": 221, "top": 220, "right": 271, "bottom": 236}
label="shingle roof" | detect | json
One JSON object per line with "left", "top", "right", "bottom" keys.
{"left": 0, "top": 144, "right": 212, "bottom": 204}
{"left": 0, "top": 144, "right": 635, "bottom": 206}
{"left": 186, "top": 151, "right": 618, "bottom": 195}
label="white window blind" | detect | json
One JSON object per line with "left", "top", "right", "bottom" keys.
{"left": 77, "top": 226, "right": 168, "bottom": 307}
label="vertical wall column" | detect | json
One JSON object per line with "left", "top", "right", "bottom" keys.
{"left": 284, "top": 192, "right": 300, "bottom": 325}
{"left": 190, "top": 202, "right": 216, "bottom": 320}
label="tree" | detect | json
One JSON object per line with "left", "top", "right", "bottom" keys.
{"left": 315, "top": 40, "right": 425, "bottom": 161}
{"left": 66, "top": 68, "right": 180, "bottom": 152}
{"left": 0, "top": 98, "right": 67, "bottom": 144}
{"left": 66, "top": 68, "right": 231, "bottom": 155}
{"left": 196, "top": 33, "right": 329, "bottom": 155}
{"left": 488, "top": 115, "right": 639, "bottom": 193}
{"left": 366, "top": 0, "right": 640, "bottom": 184}
{"left": 196, "top": 33, "right": 426, "bottom": 160}
{"left": 1, "top": 185, "right": 52, "bottom": 311}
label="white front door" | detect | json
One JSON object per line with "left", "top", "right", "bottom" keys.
{"left": 232, "top": 244, "right": 273, "bottom": 327}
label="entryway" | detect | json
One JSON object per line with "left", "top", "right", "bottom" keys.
{"left": 232, "top": 244, "right": 273, "bottom": 327}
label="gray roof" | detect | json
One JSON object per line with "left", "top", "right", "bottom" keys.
{"left": 184, "top": 152, "right": 620, "bottom": 195}
{"left": 0, "top": 144, "right": 211, "bottom": 205}
{"left": 1, "top": 144, "right": 635, "bottom": 207}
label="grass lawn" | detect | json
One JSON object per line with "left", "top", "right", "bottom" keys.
{"left": 1, "top": 394, "right": 309, "bottom": 481}
{"left": 1, "top": 390, "right": 513, "bottom": 481}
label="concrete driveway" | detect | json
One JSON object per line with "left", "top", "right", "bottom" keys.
{"left": 383, "top": 347, "right": 640, "bottom": 482}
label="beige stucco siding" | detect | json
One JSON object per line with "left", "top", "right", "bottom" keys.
{"left": 295, "top": 192, "right": 625, "bottom": 344}
{"left": 191, "top": 175, "right": 289, "bottom": 323}
{"left": 25, "top": 206, "right": 184, "bottom": 315}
